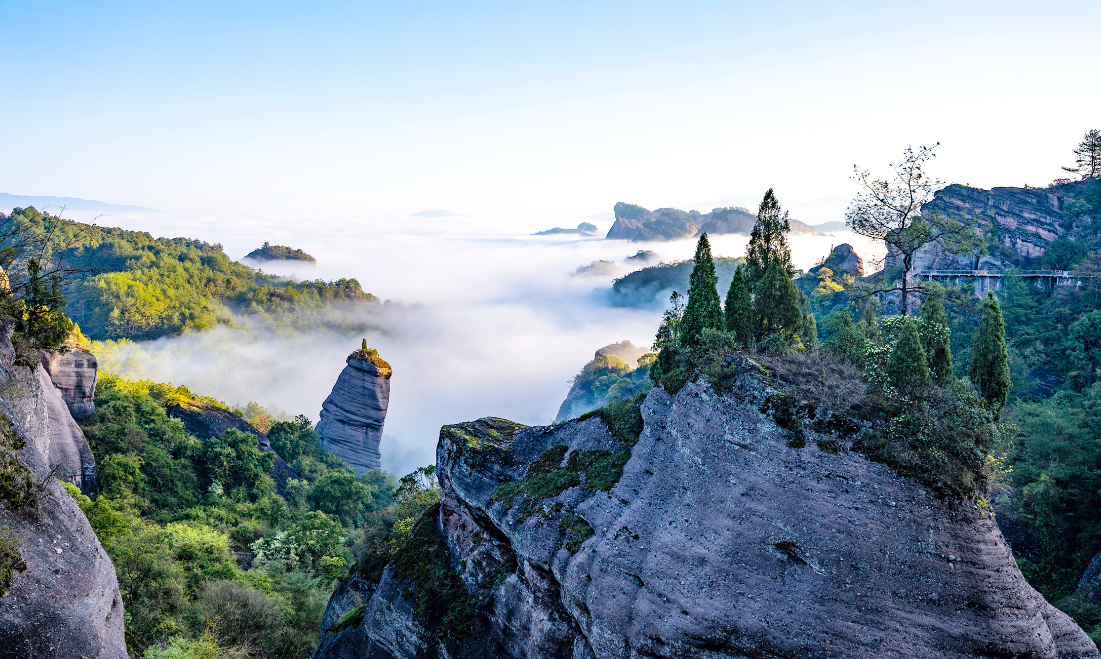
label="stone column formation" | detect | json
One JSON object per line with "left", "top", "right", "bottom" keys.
{"left": 317, "top": 348, "right": 391, "bottom": 475}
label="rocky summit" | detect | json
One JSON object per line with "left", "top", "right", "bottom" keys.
{"left": 809, "top": 243, "right": 864, "bottom": 278}
{"left": 314, "top": 356, "right": 1096, "bottom": 659}
{"left": 606, "top": 202, "right": 815, "bottom": 242}
{"left": 317, "top": 348, "right": 392, "bottom": 475}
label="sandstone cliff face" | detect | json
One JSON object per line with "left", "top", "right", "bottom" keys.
{"left": 0, "top": 336, "right": 126, "bottom": 658}
{"left": 40, "top": 348, "right": 98, "bottom": 420}
{"left": 317, "top": 351, "right": 392, "bottom": 475}
{"left": 316, "top": 360, "right": 1097, "bottom": 659}
{"left": 890, "top": 181, "right": 1092, "bottom": 272}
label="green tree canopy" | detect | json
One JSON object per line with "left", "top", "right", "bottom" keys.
{"left": 745, "top": 189, "right": 793, "bottom": 288}
{"left": 678, "top": 234, "right": 723, "bottom": 348}
{"left": 724, "top": 265, "right": 753, "bottom": 347}
{"left": 887, "top": 317, "right": 931, "bottom": 392}
{"left": 970, "top": 292, "right": 1011, "bottom": 412}
{"left": 753, "top": 260, "right": 802, "bottom": 341}
{"left": 920, "top": 283, "right": 953, "bottom": 385}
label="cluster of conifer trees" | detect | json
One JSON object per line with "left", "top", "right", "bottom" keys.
{"left": 656, "top": 187, "right": 1011, "bottom": 413}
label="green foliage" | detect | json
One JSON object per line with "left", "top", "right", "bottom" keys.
{"left": 753, "top": 261, "right": 802, "bottom": 341}
{"left": 612, "top": 257, "right": 745, "bottom": 308}
{"left": 4, "top": 207, "right": 375, "bottom": 342}
{"left": 557, "top": 350, "right": 652, "bottom": 421}
{"left": 0, "top": 524, "right": 26, "bottom": 600}
{"left": 745, "top": 188, "right": 794, "bottom": 287}
{"left": 559, "top": 513, "right": 594, "bottom": 553}
{"left": 677, "top": 234, "right": 724, "bottom": 349}
{"left": 74, "top": 372, "right": 426, "bottom": 658}
{"left": 10, "top": 258, "right": 75, "bottom": 357}
{"left": 920, "top": 283, "right": 953, "bottom": 384}
{"left": 801, "top": 312, "right": 819, "bottom": 352}
{"left": 327, "top": 605, "right": 366, "bottom": 634}
{"left": 245, "top": 242, "right": 316, "bottom": 262}
{"left": 577, "top": 392, "right": 646, "bottom": 446}
{"left": 723, "top": 265, "right": 753, "bottom": 347}
{"left": 0, "top": 417, "right": 35, "bottom": 511}
{"left": 886, "top": 317, "right": 931, "bottom": 392}
{"left": 391, "top": 502, "right": 476, "bottom": 643}
{"left": 971, "top": 292, "right": 1011, "bottom": 412}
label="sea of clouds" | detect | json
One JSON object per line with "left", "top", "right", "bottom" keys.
{"left": 61, "top": 207, "right": 884, "bottom": 476}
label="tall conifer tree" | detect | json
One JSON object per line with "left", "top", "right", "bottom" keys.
{"left": 745, "top": 189, "right": 793, "bottom": 289}
{"left": 887, "top": 317, "right": 931, "bottom": 392}
{"left": 678, "top": 234, "right": 723, "bottom": 348}
{"left": 724, "top": 265, "right": 753, "bottom": 347}
{"left": 970, "top": 292, "right": 1011, "bottom": 412}
{"left": 802, "top": 312, "right": 819, "bottom": 351}
{"left": 919, "top": 283, "right": 953, "bottom": 384}
{"left": 753, "top": 261, "right": 802, "bottom": 341}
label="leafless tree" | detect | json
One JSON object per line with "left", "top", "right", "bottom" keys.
{"left": 845, "top": 144, "right": 969, "bottom": 315}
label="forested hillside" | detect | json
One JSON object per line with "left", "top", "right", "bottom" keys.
{"left": 72, "top": 375, "right": 438, "bottom": 658}
{"left": 3, "top": 207, "right": 374, "bottom": 341}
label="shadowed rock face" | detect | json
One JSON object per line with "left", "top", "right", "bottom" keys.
{"left": 40, "top": 368, "right": 97, "bottom": 495}
{"left": 0, "top": 335, "right": 126, "bottom": 658}
{"left": 317, "top": 351, "right": 392, "bottom": 475}
{"left": 315, "top": 360, "right": 1098, "bottom": 659}
{"left": 39, "top": 348, "right": 97, "bottom": 420}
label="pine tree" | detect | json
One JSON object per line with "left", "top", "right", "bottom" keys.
{"left": 970, "top": 292, "right": 1011, "bottom": 412}
{"left": 753, "top": 260, "right": 802, "bottom": 341}
{"left": 724, "top": 265, "right": 753, "bottom": 347}
{"left": 919, "top": 283, "right": 953, "bottom": 384}
{"left": 745, "top": 189, "right": 793, "bottom": 289}
{"left": 802, "top": 312, "right": 819, "bottom": 351}
{"left": 1063, "top": 129, "right": 1101, "bottom": 180}
{"left": 678, "top": 234, "right": 724, "bottom": 349}
{"left": 887, "top": 317, "right": 931, "bottom": 392}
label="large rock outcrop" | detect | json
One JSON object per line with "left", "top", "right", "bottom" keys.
{"left": 888, "top": 180, "right": 1094, "bottom": 272}
{"left": 315, "top": 358, "right": 1097, "bottom": 659}
{"left": 0, "top": 334, "right": 126, "bottom": 658}
{"left": 606, "top": 202, "right": 815, "bottom": 242}
{"left": 39, "top": 348, "right": 98, "bottom": 420}
{"left": 809, "top": 243, "right": 864, "bottom": 278}
{"left": 317, "top": 349, "right": 392, "bottom": 475}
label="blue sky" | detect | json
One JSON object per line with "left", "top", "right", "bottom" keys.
{"left": 2, "top": 0, "right": 1099, "bottom": 226}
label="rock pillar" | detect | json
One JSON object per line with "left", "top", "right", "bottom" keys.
{"left": 316, "top": 348, "right": 391, "bottom": 475}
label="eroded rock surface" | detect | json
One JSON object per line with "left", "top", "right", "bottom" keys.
{"left": 40, "top": 368, "right": 97, "bottom": 494}
{"left": 0, "top": 336, "right": 126, "bottom": 659}
{"left": 40, "top": 348, "right": 97, "bottom": 420}
{"left": 316, "top": 361, "right": 1097, "bottom": 659}
{"left": 317, "top": 350, "right": 392, "bottom": 475}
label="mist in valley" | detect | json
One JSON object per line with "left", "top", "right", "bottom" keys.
{"left": 69, "top": 207, "right": 884, "bottom": 476}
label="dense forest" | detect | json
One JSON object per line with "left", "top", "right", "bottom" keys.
{"left": 69, "top": 374, "right": 438, "bottom": 658}
{"left": 2, "top": 207, "right": 374, "bottom": 341}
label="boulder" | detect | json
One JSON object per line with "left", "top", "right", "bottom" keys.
{"left": 39, "top": 348, "right": 97, "bottom": 420}
{"left": 317, "top": 349, "right": 392, "bottom": 475}
{"left": 0, "top": 331, "right": 126, "bottom": 659}
{"left": 316, "top": 358, "right": 1098, "bottom": 659}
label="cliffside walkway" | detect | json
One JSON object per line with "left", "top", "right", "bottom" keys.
{"left": 915, "top": 269, "right": 1101, "bottom": 287}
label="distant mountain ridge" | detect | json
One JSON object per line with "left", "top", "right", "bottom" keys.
{"left": 606, "top": 201, "right": 816, "bottom": 242}
{"left": 0, "top": 193, "right": 158, "bottom": 213}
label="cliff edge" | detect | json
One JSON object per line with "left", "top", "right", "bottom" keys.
{"left": 315, "top": 356, "right": 1097, "bottom": 659}
{"left": 0, "top": 332, "right": 126, "bottom": 659}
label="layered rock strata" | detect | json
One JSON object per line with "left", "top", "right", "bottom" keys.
{"left": 0, "top": 332, "right": 126, "bottom": 658}
{"left": 316, "top": 360, "right": 1097, "bottom": 659}
{"left": 889, "top": 180, "right": 1093, "bottom": 272}
{"left": 317, "top": 349, "right": 392, "bottom": 475}
{"left": 39, "top": 348, "right": 98, "bottom": 420}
